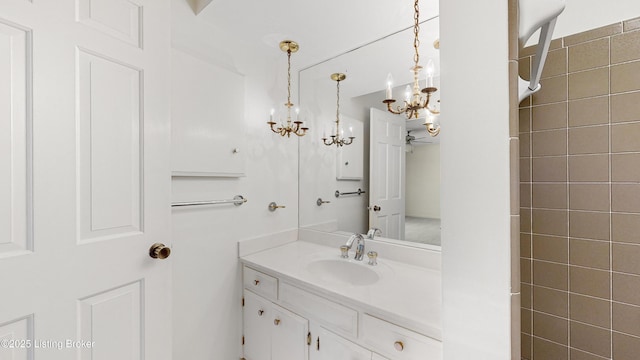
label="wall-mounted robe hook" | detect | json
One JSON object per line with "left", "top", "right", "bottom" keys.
{"left": 268, "top": 202, "right": 286, "bottom": 212}
{"left": 316, "top": 198, "right": 331, "bottom": 206}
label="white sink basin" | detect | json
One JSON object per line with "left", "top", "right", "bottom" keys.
{"left": 306, "top": 258, "right": 380, "bottom": 286}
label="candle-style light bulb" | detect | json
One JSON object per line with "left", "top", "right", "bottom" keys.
{"left": 424, "top": 111, "right": 434, "bottom": 125}
{"left": 386, "top": 73, "right": 394, "bottom": 99}
{"left": 295, "top": 107, "right": 300, "bottom": 121}
{"left": 270, "top": 108, "right": 275, "bottom": 121}
{"left": 349, "top": 126, "right": 354, "bottom": 137}
{"left": 404, "top": 85, "right": 411, "bottom": 102}
{"left": 426, "top": 59, "right": 435, "bottom": 88}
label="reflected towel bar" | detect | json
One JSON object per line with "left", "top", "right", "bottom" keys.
{"left": 171, "top": 195, "right": 247, "bottom": 207}
{"left": 335, "top": 189, "right": 366, "bottom": 198}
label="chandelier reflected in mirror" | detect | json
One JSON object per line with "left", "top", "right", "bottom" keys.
{"left": 382, "top": 0, "right": 441, "bottom": 137}
{"left": 322, "top": 73, "right": 355, "bottom": 147}
{"left": 267, "top": 40, "right": 309, "bottom": 137}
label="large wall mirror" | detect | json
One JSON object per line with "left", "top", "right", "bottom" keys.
{"left": 298, "top": 17, "right": 441, "bottom": 248}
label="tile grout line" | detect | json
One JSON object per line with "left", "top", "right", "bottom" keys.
{"left": 608, "top": 30, "right": 614, "bottom": 359}
{"left": 565, "top": 40, "right": 571, "bottom": 359}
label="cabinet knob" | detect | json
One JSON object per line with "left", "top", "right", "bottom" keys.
{"left": 274, "top": 318, "right": 281, "bottom": 326}
{"left": 253, "top": 279, "right": 260, "bottom": 286}
{"left": 258, "top": 309, "right": 264, "bottom": 316}
{"left": 233, "top": 148, "right": 240, "bottom": 154}
{"left": 394, "top": 341, "right": 404, "bottom": 352}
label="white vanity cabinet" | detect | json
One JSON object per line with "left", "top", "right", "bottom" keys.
{"left": 372, "top": 354, "right": 390, "bottom": 360}
{"left": 243, "top": 290, "right": 309, "bottom": 360}
{"left": 241, "top": 265, "right": 441, "bottom": 360}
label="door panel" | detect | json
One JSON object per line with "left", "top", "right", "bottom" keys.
{"left": 0, "top": 315, "right": 33, "bottom": 359}
{"left": 78, "top": 282, "right": 142, "bottom": 360}
{"left": 76, "top": 0, "right": 143, "bottom": 48}
{"left": 369, "top": 108, "right": 405, "bottom": 239}
{"left": 0, "top": 18, "right": 31, "bottom": 256}
{"left": 0, "top": 1, "right": 171, "bottom": 359}
{"left": 77, "top": 49, "right": 142, "bottom": 241}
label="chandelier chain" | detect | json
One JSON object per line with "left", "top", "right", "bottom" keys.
{"left": 287, "top": 49, "right": 292, "bottom": 106}
{"left": 336, "top": 79, "right": 340, "bottom": 124}
{"left": 413, "top": 0, "right": 420, "bottom": 66}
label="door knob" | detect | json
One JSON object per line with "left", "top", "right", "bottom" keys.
{"left": 368, "top": 205, "right": 381, "bottom": 212}
{"left": 149, "top": 243, "right": 171, "bottom": 259}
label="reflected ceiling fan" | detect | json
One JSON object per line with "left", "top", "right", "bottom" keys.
{"left": 405, "top": 130, "right": 430, "bottom": 145}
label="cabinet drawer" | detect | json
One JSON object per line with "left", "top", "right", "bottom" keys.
{"left": 279, "top": 282, "right": 358, "bottom": 339}
{"left": 243, "top": 267, "right": 278, "bottom": 301}
{"left": 362, "top": 314, "right": 442, "bottom": 360}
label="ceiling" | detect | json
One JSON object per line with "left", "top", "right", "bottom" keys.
{"left": 196, "top": 0, "right": 440, "bottom": 70}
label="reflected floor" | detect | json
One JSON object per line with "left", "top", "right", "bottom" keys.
{"left": 405, "top": 216, "right": 441, "bottom": 246}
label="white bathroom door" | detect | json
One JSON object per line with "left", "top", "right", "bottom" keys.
{"left": 0, "top": 1, "right": 171, "bottom": 360}
{"left": 369, "top": 108, "right": 406, "bottom": 239}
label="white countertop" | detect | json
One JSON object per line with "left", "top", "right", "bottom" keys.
{"left": 240, "top": 240, "right": 442, "bottom": 340}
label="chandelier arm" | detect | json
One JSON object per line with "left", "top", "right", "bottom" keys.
{"left": 427, "top": 107, "right": 441, "bottom": 115}
{"left": 426, "top": 124, "right": 440, "bottom": 137}
{"left": 385, "top": 102, "right": 407, "bottom": 115}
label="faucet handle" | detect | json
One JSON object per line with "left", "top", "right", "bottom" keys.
{"left": 340, "top": 245, "right": 349, "bottom": 259}
{"left": 367, "top": 251, "right": 378, "bottom": 266}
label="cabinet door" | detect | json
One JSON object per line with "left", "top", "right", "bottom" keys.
{"left": 313, "top": 326, "right": 371, "bottom": 360}
{"left": 243, "top": 291, "right": 272, "bottom": 360}
{"left": 372, "top": 354, "right": 390, "bottom": 360}
{"left": 336, "top": 117, "right": 364, "bottom": 180}
{"left": 171, "top": 49, "right": 246, "bottom": 177}
{"left": 272, "top": 304, "right": 309, "bottom": 360}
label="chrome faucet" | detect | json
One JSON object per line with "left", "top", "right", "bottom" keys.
{"left": 366, "top": 228, "right": 382, "bottom": 239}
{"left": 344, "top": 233, "right": 366, "bottom": 261}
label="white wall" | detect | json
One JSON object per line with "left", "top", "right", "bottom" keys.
{"left": 170, "top": 1, "right": 299, "bottom": 358}
{"left": 555, "top": 0, "right": 640, "bottom": 37}
{"left": 440, "top": 0, "right": 513, "bottom": 358}
{"left": 406, "top": 144, "right": 441, "bottom": 219}
{"left": 525, "top": 0, "right": 640, "bottom": 45}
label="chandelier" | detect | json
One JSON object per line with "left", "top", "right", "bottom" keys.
{"left": 382, "top": 0, "right": 440, "bottom": 137}
{"left": 267, "top": 40, "right": 308, "bottom": 137}
{"left": 322, "top": 73, "right": 354, "bottom": 147}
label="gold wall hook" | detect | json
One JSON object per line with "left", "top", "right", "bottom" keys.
{"left": 316, "top": 198, "right": 331, "bottom": 206}
{"left": 268, "top": 202, "right": 286, "bottom": 212}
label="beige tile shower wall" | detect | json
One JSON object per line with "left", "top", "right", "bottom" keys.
{"left": 520, "top": 16, "right": 640, "bottom": 360}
